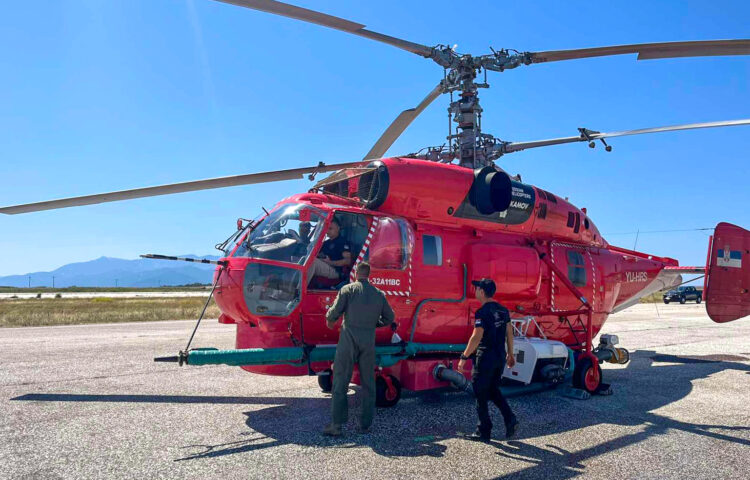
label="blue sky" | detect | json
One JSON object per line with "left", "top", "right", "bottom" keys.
{"left": 1, "top": 0, "right": 748, "bottom": 277}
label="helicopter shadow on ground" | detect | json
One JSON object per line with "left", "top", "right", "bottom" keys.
{"left": 485, "top": 350, "right": 750, "bottom": 480}
{"left": 174, "top": 387, "right": 468, "bottom": 460}
{"left": 11, "top": 351, "right": 750, "bottom": 464}
{"left": 172, "top": 350, "right": 750, "bottom": 462}
{"left": 11, "top": 387, "right": 464, "bottom": 459}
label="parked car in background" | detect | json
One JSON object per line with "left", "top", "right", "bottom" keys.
{"left": 663, "top": 286, "right": 702, "bottom": 304}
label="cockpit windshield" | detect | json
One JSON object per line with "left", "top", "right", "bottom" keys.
{"left": 233, "top": 203, "right": 328, "bottom": 265}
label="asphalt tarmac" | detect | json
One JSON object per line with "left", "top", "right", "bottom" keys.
{"left": 2, "top": 303, "right": 749, "bottom": 479}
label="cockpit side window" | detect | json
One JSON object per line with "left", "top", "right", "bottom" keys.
{"left": 307, "top": 211, "right": 369, "bottom": 289}
{"left": 330, "top": 212, "right": 369, "bottom": 259}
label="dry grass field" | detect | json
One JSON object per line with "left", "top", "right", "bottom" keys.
{"left": 0, "top": 291, "right": 682, "bottom": 328}
{"left": 640, "top": 291, "right": 666, "bottom": 303}
{"left": 0, "top": 285, "right": 210, "bottom": 294}
{"left": 0, "top": 297, "right": 220, "bottom": 327}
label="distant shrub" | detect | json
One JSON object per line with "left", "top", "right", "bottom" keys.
{"left": 36, "top": 293, "right": 42, "bottom": 299}
{"left": 55, "top": 293, "right": 62, "bottom": 299}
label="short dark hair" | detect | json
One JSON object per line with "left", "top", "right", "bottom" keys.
{"left": 331, "top": 218, "right": 340, "bottom": 226}
{"left": 472, "top": 278, "right": 497, "bottom": 298}
{"left": 356, "top": 261, "right": 370, "bottom": 278}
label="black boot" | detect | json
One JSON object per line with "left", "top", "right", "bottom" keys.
{"left": 464, "top": 430, "right": 491, "bottom": 442}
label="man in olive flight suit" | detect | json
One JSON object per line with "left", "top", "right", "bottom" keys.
{"left": 323, "top": 261, "right": 396, "bottom": 436}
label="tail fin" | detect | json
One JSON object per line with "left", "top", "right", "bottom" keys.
{"left": 705, "top": 222, "right": 750, "bottom": 323}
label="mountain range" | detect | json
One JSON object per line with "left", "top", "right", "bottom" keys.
{"left": 0, "top": 255, "right": 219, "bottom": 288}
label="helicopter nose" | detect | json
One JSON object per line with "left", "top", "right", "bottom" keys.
{"left": 213, "top": 258, "right": 303, "bottom": 323}
{"left": 213, "top": 259, "right": 253, "bottom": 324}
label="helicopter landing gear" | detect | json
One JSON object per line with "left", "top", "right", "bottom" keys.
{"left": 317, "top": 368, "right": 333, "bottom": 393}
{"left": 573, "top": 357, "right": 601, "bottom": 394}
{"left": 573, "top": 356, "right": 613, "bottom": 396}
{"left": 375, "top": 373, "right": 401, "bottom": 408}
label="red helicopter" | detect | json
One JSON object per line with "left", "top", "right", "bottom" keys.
{"left": 3, "top": 0, "right": 750, "bottom": 406}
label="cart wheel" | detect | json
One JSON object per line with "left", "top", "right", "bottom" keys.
{"left": 573, "top": 357, "right": 602, "bottom": 394}
{"left": 318, "top": 369, "right": 332, "bottom": 393}
{"left": 376, "top": 375, "right": 401, "bottom": 408}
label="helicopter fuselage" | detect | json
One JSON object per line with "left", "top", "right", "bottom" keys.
{"left": 212, "top": 158, "right": 678, "bottom": 379}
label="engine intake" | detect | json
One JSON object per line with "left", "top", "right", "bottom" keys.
{"left": 470, "top": 166, "right": 513, "bottom": 214}
{"left": 357, "top": 161, "right": 390, "bottom": 209}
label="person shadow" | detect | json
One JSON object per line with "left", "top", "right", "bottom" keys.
{"left": 12, "top": 350, "right": 750, "bottom": 465}
{"left": 174, "top": 388, "right": 458, "bottom": 461}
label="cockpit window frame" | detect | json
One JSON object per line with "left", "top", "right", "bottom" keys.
{"left": 230, "top": 203, "right": 330, "bottom": 266}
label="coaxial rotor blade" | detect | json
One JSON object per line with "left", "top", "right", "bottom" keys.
{"left": 529, "top": 39, "right": 750, "bottom": 64}
{"left": 364, "top": 82, "right": 444, "bottom": 160}
{"left": 503, "top": 119, "right": 750, "bottom": 154}
{"left": 0, "top": 161, "right": 361, "bottom": 215}
{"left": 214, "top": 0, "right": 434, "bottom": 58}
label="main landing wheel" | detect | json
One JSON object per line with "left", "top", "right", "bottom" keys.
{"left": 376, "top": 374, "right": 401, "bottom": 408}
{"left": 573, "top": 357, "right": 602, "bottom": 394}
{"left": 318, "top": 368, "right": 333, "bottom": 393}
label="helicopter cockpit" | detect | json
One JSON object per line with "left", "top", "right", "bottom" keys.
{"left": 233, "top": 203, "right": 328, "bottom": 265}
{"left": 223, "top": 202, "right": 373, "bottom": 318}
{"left": 223, "top": 203, "right": 327, "bottom": 317}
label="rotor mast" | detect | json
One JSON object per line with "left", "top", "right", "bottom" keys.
{"left": 416, "top": 48, "right": 529, "bottom": 168}
{"left": 447, "top": 61, "right": 488, "bottom": 168}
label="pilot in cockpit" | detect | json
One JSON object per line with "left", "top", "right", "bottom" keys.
{"left": 292, "top": 221, "right": 313, "bottom": 262}
{"left": 307, "top": 218, "right": 352, "bottom": 285}
{"left": 298, "top": 221, "right": 312, "bottom": 245}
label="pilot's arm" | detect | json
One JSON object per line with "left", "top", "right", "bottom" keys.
{"left": 327, "top": 249, "right": 352, "bottom": 267}
{"left": 326, "top": 287, "right": 349, "bottom": 329}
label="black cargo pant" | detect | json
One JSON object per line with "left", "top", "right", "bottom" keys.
{"left": 472, "top": 352, "right": 515, "bottom": 436}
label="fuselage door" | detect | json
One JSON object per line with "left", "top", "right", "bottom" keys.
{"left": 550, "top": 243, "right": 594, "bottom": 313}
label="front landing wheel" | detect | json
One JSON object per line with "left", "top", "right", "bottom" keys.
{"left": 573, "top": 357, "right": 602, "bottom": 394}
{"left": 376, "top": 374, "right": 401, "bottom": 408}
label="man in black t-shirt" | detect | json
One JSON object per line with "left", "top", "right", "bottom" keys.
{"left": 458, "top": 278, "right": 519, "bottom": 441}
{"left": 307, "top": 218, "right": 352, "bottom": 285}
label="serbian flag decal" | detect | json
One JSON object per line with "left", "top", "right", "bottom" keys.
{"left": 717, "top": 248, "right": 742, "bottom": 268}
